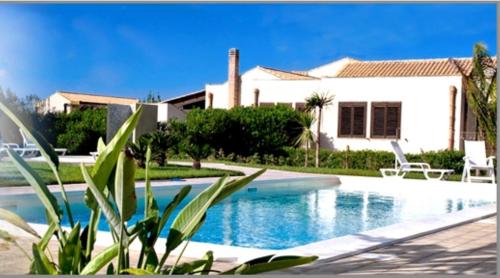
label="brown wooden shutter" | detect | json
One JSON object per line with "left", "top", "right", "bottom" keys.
{"left": 371, "top": 102, "right": 401, "bottom": 138}
{"left": 340, "top": 106, "right": 352, "bottom": 135}
{"left": 338, "top": 102, "right": 367, "bottom": 137}
{"left": 386, "top": 106, "right": 400, "bottom": 137}
{"left": 352, "top": 106, "right": 365, "bottom": 136}
{"left": 372, "top": 106, "right": 385, "bottom": 136}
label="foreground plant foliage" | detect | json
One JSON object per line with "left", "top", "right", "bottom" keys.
{"left": 0, "top": 102, "right": 317, "bottom": 275}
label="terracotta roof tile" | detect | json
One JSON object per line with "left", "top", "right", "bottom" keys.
{"left": 259, "top": 66, "right": 318, "bottom": 80}
{"left": 335, "top": 58, "right": 477, "bottom": 78}
{"left": 57, "top": 91, "right": 139, "bottom": 105}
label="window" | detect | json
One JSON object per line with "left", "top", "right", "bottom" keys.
{"left": 338, "top": 102, "right": 367, "bottom": 137}
{"left": 370, "top": 102, "right": 401, "bottom": 139}
{"left": 295, "top": 102, "right": 307, "bottom": 112}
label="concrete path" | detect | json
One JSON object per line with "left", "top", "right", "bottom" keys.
{"left": 25, "top": 155, "right": 95, "bottom": 164}
{"left": 278, "top": 216, "right": 497, "bottom": 275}
{"left": 169, "top": 161, "right": 330, "bottom": 179}
{"left": 0, "top": 160, "right": 338, "bottom": 196}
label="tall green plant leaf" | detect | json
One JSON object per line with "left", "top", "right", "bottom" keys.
{"left": 58, "top": 222, "right": 81, "bottom": 274}
{"left": 114, "top": 151, "right": 137, "bottom": 221}
{"left": 0, "top": 208, "right": 40, "bottom": 238}
{"left": 83, "top": 208, "right": 101, "bottom": 263}
{"left": 80, "top": 243, "right": 120, "bottom": 275}
{"left": 144, "top": 145, "right": 157, "bottom": 219}
{"left": 0, "top": 101, "right": 59, "bottom": 168}
{"left": 81, "top": 163, "right": 121, "bottom": 236}
{"left": 221, "top": 255, "right": 318, "bottom": 275}
{"left": 165, "top": 176, "right": 228, "bottom": 255}
{"left": 193, "top": 251, "right": 213, "bottom": 275}
{"left": 0, "top": 100, "right": 74, "bottom": 227}
{"left": 157, "top": 186, "right": 191, "bottom": 237}
{"left": 85, "top": 106, "right": 143, "bottom": 209}
{"left": 32, "top": 243, "right": 58, "bottom": 274}
{"left": 39, "top": 222, "right": 57, "bottom": 251}
{"left": 121, "top": 268, "right": 155, "bottom": 275}
{"left": 167, "top": 259, "right": 209, "bottom": 275}
{"left": 0, "top": 229, "right": 15, "bottom": 242}
{"left": 211, "top": 168, "right": 266, "bottom": 206}
{"left": 6, "top": 149, "right": 61, "bottom": 231}
{"left": 97, "top": 137, "right": 106, "bottom": 153}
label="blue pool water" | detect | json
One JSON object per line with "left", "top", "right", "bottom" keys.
{"left": 0, "top": 177, "right": 495, "bottom": 250}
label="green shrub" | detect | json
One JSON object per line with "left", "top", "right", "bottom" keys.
{"left": 223, "top": 147, "right": 465, "bottom": 173}
{"left": 55, "top": 109, "right": 106, "bottom": 154}
{"left": 183, "top": 106, "right": 302, "bottom": 159}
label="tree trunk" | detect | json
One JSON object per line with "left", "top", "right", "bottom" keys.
{"left": 193, "top": 160, "right": 201, "bottom": 169}
{"left": 315, "top": 108, "right": 321, "bottom": 168}
{"left": 304, "top": 142, "right": 309, "bottom": 167}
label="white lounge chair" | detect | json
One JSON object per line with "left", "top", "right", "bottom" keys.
{"left": 462, "top": 140, "right": 496, "bottom": 184}
{"left": 380, "top": 141, "right": 454, "bottom": 180}
{"left": 19, "top": 128, "right": 67, "bottom": 156}
{"left": 90, "top": 151, "right": 99, "bottom": 161}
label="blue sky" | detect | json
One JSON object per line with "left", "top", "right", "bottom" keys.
{"left": 0, "top": 3, "right": 496, "bottom": 100}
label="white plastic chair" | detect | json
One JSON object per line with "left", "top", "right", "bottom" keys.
{"left": 19, "top": 128, "right": 67, "bottom": 156}
{"left": 462, "top": 140, "right": 496, "bottom": 184}
{"left": 380, "top": 141, "right": 454, "bottom": 180}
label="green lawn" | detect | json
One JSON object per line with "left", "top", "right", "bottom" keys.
{"left": 0, "top": 161, "right": 243, "bottom": 187}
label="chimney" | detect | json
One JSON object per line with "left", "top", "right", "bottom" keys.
{"left": 253, "top": 88, "right": 259, "bottom": 107}
{"left": 207, "top": 92, "right": 213, "bottom": 108}
{"left": 228, "top": 48, "right": 241, "bottom": 108}
{"left": 448, "top": 85, "right": 457, "bottom": 150}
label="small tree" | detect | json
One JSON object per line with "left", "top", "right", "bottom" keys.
{"left": 182, "top": 110, "right": 214, "bottom": 169}
{"left": 295, "top": 112, "right": 315, "bottom": 167}
{"left": 305, "top": 91, "right": 335, "bottom": 167}
{"left": 451, "top": 43, "right": 496, "bottom": 153}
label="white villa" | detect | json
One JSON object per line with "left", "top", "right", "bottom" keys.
{"left": 204, "top": 48, "right": 483, "bottom": 153}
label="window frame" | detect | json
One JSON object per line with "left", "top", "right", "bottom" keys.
{"left": 370, "top": 101, "right": 402, "bottom": 139}
{"left": 337, "top": 102, "right": 368, "bottom": 138}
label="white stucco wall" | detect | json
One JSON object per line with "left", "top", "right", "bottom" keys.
{"left": 43, "top": 93, "right": 70, "bottom": 113}
{"left": 206, "top": 70, "right": 464, "bottom": 153}
{"left": 157, "top": 103, "right": 186, "bottom": 122}
{"left": 318, "top": 76, "right": 463, "bottom": 153}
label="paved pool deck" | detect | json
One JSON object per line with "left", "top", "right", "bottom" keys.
{"left": 0, "top": 215, "right": 496, "bottom": 274}
{"left": 277, "top": 216, "right": 497, "bottom": 275}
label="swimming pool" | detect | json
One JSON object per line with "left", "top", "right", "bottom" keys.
{"left": 0, "top": 177, "right": 496, "bottom": 250}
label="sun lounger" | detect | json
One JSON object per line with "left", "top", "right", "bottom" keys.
{"left": 380, "top": 141, "right": 454, "bottom": 180}
{"left": 90, "top": 151, "right": 99, "bottom": 161}
{"left": 462, "top": 140, "right": 495, "bottom": 184}
{"left": 19, "top": 128, "right": 67, "bottom": 157}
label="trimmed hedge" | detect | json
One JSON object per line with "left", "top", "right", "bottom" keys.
{"left": 170, "top": 105, "right": 302, "bottom": 158}
{"left": 218, "top": 147, "right": 466, "bottom": 173}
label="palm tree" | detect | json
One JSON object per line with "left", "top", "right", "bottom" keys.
{"left": 450, "top": 43, "right": 496, "bottom": 152}
{"left": 305, "top": 91, "right": 335, "bottom": 167}
{"left": 295, "top": 112, "right": 315, "bottom": 167}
